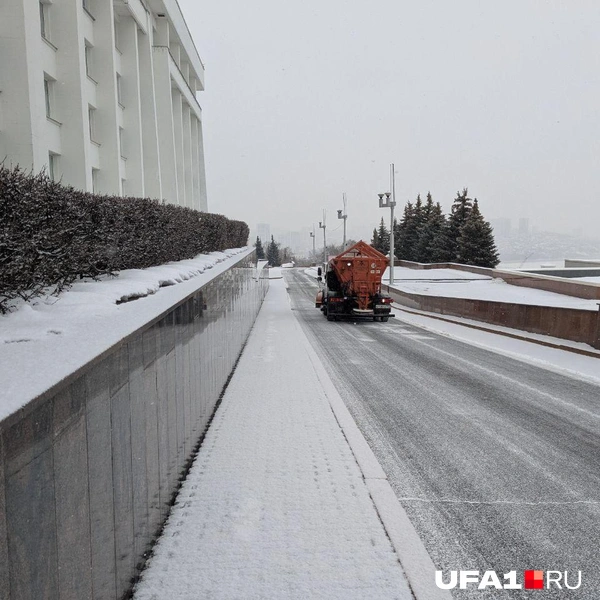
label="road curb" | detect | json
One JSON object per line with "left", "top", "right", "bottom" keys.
{"left": 293, "top": 314, "right": 452, "bottom": 600}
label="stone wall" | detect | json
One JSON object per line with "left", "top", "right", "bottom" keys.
{"left": 395, "top": 260, "right": 600, "bottom": 300}
{"left": 387, "top": 287, "right": 600, "bottom": 349}
{"left": 0, "top": 252, "right": 268, "bottom": 600}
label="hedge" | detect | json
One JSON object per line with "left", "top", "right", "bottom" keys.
{"left": 0, "top": 165, "right": 249, "bottom": 313}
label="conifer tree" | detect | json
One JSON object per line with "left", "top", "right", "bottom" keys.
{"left": 420, "top": 192, "right": 434, "bottom": 227}
{"left": 416, "top": 200, "right": 447, "bottom": 263}
{"left": 443, "top": 188, "right": 473, "bottom": 261}
{"left": 266, "top": 235, "right": 281, "bottom": 267}
{"left": 372, "top": 217, "right": 390, "bottom": 254}
{"left": 457, "top": 199, "right": 500, "bottom": 267}
{"left": 413, "top": 194, "right": 426, "bottom": 233}
{"left": 395, "top": 201, "right": 420, "bottom": 261}
{"left": 394, "top": 203, "right": 412, "bottom": 260}
{"left": 254, "top": 236, "right": 265, "bottom": 260}
{"left": 371, "top": 228, "right": 380, "bottom": 252}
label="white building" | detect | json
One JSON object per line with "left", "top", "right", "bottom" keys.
{"left": 0, "top": 0, "right": 207, "bottom": 211}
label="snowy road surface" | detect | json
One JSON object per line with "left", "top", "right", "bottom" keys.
{"left": 286, "top": 268, "right": 600, "bottom": 599}
{"left": 133, "top": 279, "right": 414, "bottom": 600}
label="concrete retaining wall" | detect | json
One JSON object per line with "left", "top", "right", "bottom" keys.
{"left": 565, "top": 259, "right": 600, "bottom": 268}
{"left": 387, "top": 287, "right": 600, "bottom": 349}
{"left": 524, "top": 268, "right": 600, "bottom": 279}
{"left": 396, "top": 260, "right": 600, "bottom": 300}
{"left": 0, "top": 252, "right": 268, "bottom": 600}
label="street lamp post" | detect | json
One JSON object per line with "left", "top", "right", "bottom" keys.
{"left": 378, "top": 163, "right": 396, "bottom": 285}
{"left": 337, "top": 193, "right": 348, "bottom": 250}
{"left": 309, "top": 227, "right": 316, "bottom": 263}
{"left": 319, "top": 211, "right": 327, "bottom": 265}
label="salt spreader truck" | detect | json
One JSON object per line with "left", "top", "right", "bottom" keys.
{"left": 315, "top": 240, "right": 395, "bottom": 321}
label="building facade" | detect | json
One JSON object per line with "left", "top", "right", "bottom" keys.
{"left": 0, "top": 0, "right": 207, "bottom": 211}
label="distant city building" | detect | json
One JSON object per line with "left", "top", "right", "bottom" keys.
{"left": 518, "top": 218, "right": 530, "bottom": 236}
{"left": 490, "top": 218, "right": 511, "bottom": 237}
{"left": 0, "top": 0, "right": 207, "bottom": 211}
{"left": 256, "top": 223, "right": 271, "bottom": 243}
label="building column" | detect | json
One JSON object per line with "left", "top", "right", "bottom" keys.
{"left": 182, "top": 102, "right": 193, "bottom": 208}
{"left": 196, "top": 116, "right": 208, "bottom": 211}
{"left": 137, "top": 28, "right": 162, "bottom": 200}
{"left": 190, "top": 115, "right": 200, "bottom": 210}
{"left": 51, "top": 0, "right": 90, "bottom": 190}
{"left": 118, "top": 17, "right": 144, "bottom": 197}
{"left": 92, "top": 0, "right": 121, "bottom": 195}
{"left": 171, "top": 88, "right": 184, "bottom": 206}
{"left": 152, "top": 46, "right": 178, "bottom": 205}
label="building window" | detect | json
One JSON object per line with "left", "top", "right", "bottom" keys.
{"left": 88, "top": 105, "right": 97, "bottom": 142}
{"left": 44, "top": 78, "right": 51, "bottom": 117}
{"left": 39, "top": 2, "right": 49, "bottom": 40}
{"left": 114, "top": 19, "right": 121, "bottom": 52}
{"left": 85, "top": 42, "right": 93, "bottom": 79}
{"left": 48, "top": 153, "right": 58, "bottom": 181}
{"left": 82, "top": 0, "right": 93, "bottom": 18}
{"left": 43, "top": 77, "right": 55, "bottom": 119}
{"left": 119, "top": 127, "right": 125, "bottom": 158}
{"left": 116, "top": 73, "right": 123, "bottom": 106}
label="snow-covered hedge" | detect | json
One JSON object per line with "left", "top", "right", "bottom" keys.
{"left": 0, "top": 165, "right": 249, "bottom": 312}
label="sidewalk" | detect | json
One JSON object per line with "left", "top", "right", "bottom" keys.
{"left": 132, "top": 278, "right": 439, "bottom": 600}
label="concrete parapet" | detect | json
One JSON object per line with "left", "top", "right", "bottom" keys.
{"left": 0, "top": 252, "right": 268, "bottom": 600}
{"left": 396, "top": 260, "right": 600, "bottom": 300}
{"left": 565, "top": 259, "right": 600, "bottom": 268}
{"left": 386, "top": 286, "right": 600, "bottom": 350}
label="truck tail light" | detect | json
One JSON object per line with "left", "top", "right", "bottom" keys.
{"left": 329, "top": 297, "right": 344, "bottom": 303}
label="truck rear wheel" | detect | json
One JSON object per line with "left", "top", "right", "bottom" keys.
{"left": 327, "top": 314, "right": 335, "bottom": 321}
{"left": 381, "top": 316, "right": 389, "bottom": 322}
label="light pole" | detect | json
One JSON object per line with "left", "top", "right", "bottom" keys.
{"left": 337, "top": 193, "right": 347, "bottom": 250}
{"left": 309, "top": 226, "right": 316, "bottom": 263}
{"left": 319, "top": 210, "right": 327, "bottom": 265}
{"left": 378, "top": 163, "right": 396, "bottom": 285}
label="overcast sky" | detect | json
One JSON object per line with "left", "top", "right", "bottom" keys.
{"left": 179, "top": 0, "right": 600, "bottom": 246}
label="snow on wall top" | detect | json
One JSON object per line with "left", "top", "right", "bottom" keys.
{"left": 0, "top": 247, "right": 253, "bottom": 421}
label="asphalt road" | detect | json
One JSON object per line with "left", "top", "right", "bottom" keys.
{"left": 284, "top": 268, "right": 600, "bottom": 599}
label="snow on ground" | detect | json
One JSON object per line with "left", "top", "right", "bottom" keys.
{"left": 304, "top": 266, "right": 320, "bottom": 279}
{"left": 132, "top": 279, "right": 412, "bottom": 600}
{"left": 578, "top": 276, "right": 600, "bottom": 284}
{"left": 0, "top": 247, "right": 252, "bottom": 420}
{"left": 388, "top": 273, "right": 600, "bottom": 310}
{"left": 391, "top": 306, "right": 600, "bottom": 386}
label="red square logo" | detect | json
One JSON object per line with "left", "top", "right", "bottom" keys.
{"left": 524, "top": 570, "right": 544, "bottom": 589}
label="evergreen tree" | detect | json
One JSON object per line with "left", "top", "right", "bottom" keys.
{"left": 412, "top": 194, "right": 427, "bottom": 233}
{"left": 372, "top": 217, "right": 390, "bottom": 254}
{"left": 266, "top": 235, "right": 281, "bottom": 267}
{"left": 422, "top": 192, "right": 434, "bottom": 222}
{"left": 457, "top": 199, "right": 500, "bottom": 267}
{"left": 443, "top": 188, "right": 473, "bottom": 261}
{"left": 254, "top": 236, "right": 265, "bottom": 260}
{"left": 371, "top": 228, "right": 380, "bottom": 252}
{"left": 395, "top": 202, "right": 420, "bottom": 261}
{"left": 416, "top": 200, "right": 447, "bottom": 263}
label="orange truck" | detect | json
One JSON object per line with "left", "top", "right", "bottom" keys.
{"left": 315, "top": 240, "right": 395, "bottom": 322}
